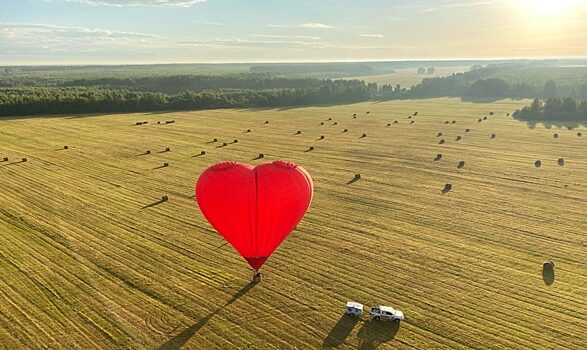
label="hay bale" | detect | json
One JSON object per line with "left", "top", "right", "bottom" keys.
{"left": 343, "top": 128, "right": 348, "bottom": 133}
{"left": 246, "top": 129, "right": 251, "bottom": 133}
{"left": 455, "top": 136, "right": 462, "bottom": 141}
{"left": 320, "top": 135, "right": 325, "bottom": 140}
{"left": 64, "top": 146, "right": 69, "bottom": 150}
{"left": 413, "top": 112, "right": 418, "bottom": 116}
{"left": 258, "top": 153, "right": 264, "bottom": 158}
{"left": 465, "top": 128, "right": 470, "bottom": 133}
{"left": 352, "top": 116, "right": 357, "bottom": 119}
{"left": 309, "top": 146, "right": 314, "bottom": 151}
{"left": 361, "top": 133, "right": 367, "bottom": 138}
{"left": 333, "top": 122, "right": 338, "bottom": 125}
{"left": 478, "top": 118, "right": 482, "bottom": 122}
{"left": 200, "top": 151, "right": 206, "bottom": 155}
{"left": 328, "top": 117, "right": 332, "bottom": 121}
{"left": 451, "top": 120, "right": 456, "bottom": 124}
{"left": 393, "top": 120, "right": 398, "bottom": 124}
{"left": 135, "top": 121, "right": 142, "bottom": 125}
{"left": 161, "top": 195, "right": 169, "bottom": 202}
{"left": 558, "top": 158, "right": 565, "bottom": 166}
{"left": 434, "top": 153, "right": 442, "bottom": 161}
{"left": 213, "top": 138, "right": 218, "bottom": 142}
{"left": 535, "top": 160, "right": 542, "bottom": 168}
{"left": 408, "top": 116, "right": 412, "bottom": 119}
{"left": 143, "top": 121, "right": 149, "bottom": 125}
{"left": 163, "top": 162, "right": 169, "bottom": 167}
{"left": 442, "top": 183, "right": 452, "bottom": 193}
{"left": 233, "top": 139, "right": 238, "bottom": 143}
{"left": 506, "top": 113, "right": 510, "bottom": 116}
{"left": 483, "top": 116, "right": 488, "bottom": 120}
{"left": 354, "top": 173, "right": 361, "bottom": 179}
{"left": 366, "top": 111, "right": 370, "bottom": 114}
{"left": 21, "top": 158, "right": 27, "bottom": 162}
{"left": 553, "top": 133, "right": 559, "bottom": 139}
{"left": 577, "top": 132, "right": 582, "bottom": 137}
{"left": 491, "top": 133, "right": 496, "bottom": 139}
{"left": 445, "top": 121, "right": 449, "bottom": 124}
{"left": 157, "top": 121, "right": 161, "bottom": 124}
{"left": 457, "top": 161, "right": 465, "bottom": 168}
{"left": 165, "top": 147, "right": 171, "bottom": 152}
{"left": 353, "top": 113, "right": 357, "bottom": 117}
{"left": 387, "top": 123, "right": 391, "bottom": 127}
{"left": 410, "top": 120, "right": 415, "bottom": 124}
{"left": 439, "top": 139, "right": 446, "bottom": 144}
{"left": 222, "top": 142, "right": 228, "bottom": 146}
{"left": 2, "top": 157, "right": 8, "bottom": 162}
{"left": 543, "top": 260, "right": 555, "bottom": 270}
{"left": 146, "top": 150, "right": 151, "bottom": 154}
{"left": 320, "top": 122, "right": 324, "bottom": 125}
{"left": 437, "top": 132, "right": 443, "bottom": 137}
{"left": 296, "top": 130, "right": 301, "bottom": 135}
{"left": 264, "top": 120, "right": 269, "bottom": 124}
{"left": 567, "top": 126, "right": 572, "bottom": 131}
{"left": 489, "top": 112, "right": 494, "bottom": 116}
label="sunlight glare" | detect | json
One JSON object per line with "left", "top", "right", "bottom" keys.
{"left": 519, "top": 0, "right": 579, "bottom": 15}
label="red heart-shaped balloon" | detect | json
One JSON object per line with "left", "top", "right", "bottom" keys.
{"left": 196, "top": 161, "right": 313, "bottom": 269}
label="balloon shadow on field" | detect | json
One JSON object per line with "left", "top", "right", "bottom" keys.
{"left": 347, "top": 177, "right": 361, "bottom": 185}
{"left": 322, "top": 315, "right": 359, "bottom": 348}
{"left": 357, "top": 320, "right": 399, "bottom": 350}
{"left": 543, "top": 266, "right": 555, "bottom": 286}
{"left": 141, "top": 198, "right": 166, "bottom": 209}
{"left": 157, "top": 282, "right": 256, "bottom": 350}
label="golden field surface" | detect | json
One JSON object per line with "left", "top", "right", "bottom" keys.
{"left": 0, "top": 98, "right": 586, "bottom": 350}
{"left": 349, "top": 66, "right": 470, "bottom": 87}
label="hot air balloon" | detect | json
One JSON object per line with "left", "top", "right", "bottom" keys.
{"left": 196, "top": 160, "right": 313, "bottom": 282}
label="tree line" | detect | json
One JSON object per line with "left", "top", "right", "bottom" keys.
{"left": 513, "top": 98, "right": 587, "bottom": 122}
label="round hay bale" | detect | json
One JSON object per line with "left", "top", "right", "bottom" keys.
{"left": 491, "top": 133, "right": 496, "bottom": 139}
{"left": 410, "top": 120, "right": 415, "bottom": 124}
{"left": 361, "top": 133, "right": 367, "bottom": 138}
{"left": 393, "top": 120, "right": 398, "bottom": 124}
{"left": 343, "top": 128, "right": 348, "bottom": 133}
{"left": 483, "top": 116, "right": 488, "bottom": 120}
{"left": 387, "top": 123, "right": 391, "bottom": 127}
{"left": 414, "top": 112, "right": 418, "bottom": 116}
{"left": 478, "top": 118, "right": 482, "bottom": 122}
{"left": 577, "top": 132, "right": 582, "bottom": 137}
{"left": 165, "top": 147, "right": 171, "bottom": 152}
{"left": 506, "top": 113, "right": 510, "bottom": 116}
{"left": 222, "top": 142, "right": 228, "bottom": 146}
{"left": 161, "top": 195, "right": 169, "bottom": 202}
{"left": 567, "top": 126, "right": 572, "bottom": 131}
{"left": 246, "top": 129, "right": 251, "bottom": 133}
{"left": 434, "top": 153, "right": 442, "bottom": 161}
{"left": 328, "top": 117, "right": 332, "bottom": 121}
{"left": 2, "top": 157, "right": 8, "bottom": 162}
{"left": 64, "top": 146, "right": 69, "bottom": 150}
{"left": 163, "top": 162, "right": 169, "bottom": 167}
{"left": 200, "top": 151, "right": 206, "bottom": 155}
{"left": 213, "top": 138, "right": 218, "bottom": 142}
{"left": 553, "top": 133, "right": 559, "bottom": 139}
{"left": 146, "top": 150, "right": 151, "bottom": 154}
{"left": 366, "top": 111, "right": 370, "bottom": 114}
{"left": 558, "top": 158, "right": 565, "bottom": 166}
{"left": 309, "top": 146, "right": 314, "bottom": 151}
{"left": 143, "top": 121, "right": 149, "bottom": 125}
{"left": 352, "top": 116, "right": 357, "bottom": 119}
{"left": 458, "top": 161, "right": 465, "bottom": 168}
{"left": 320, "top": 122, "right": 324, "bottom": 125}
{"left": 439, "top": 139, "right": 446, "bottom": 145}
{"left": 333, "top": 122, "right": 338, "bottom": 125}
{"left": 535, "top": 160, "right": 542, "bottom": 168}
{"left": 264, "top": 120, "right": 269, "bottom": 124}
{"left": 258, "top": 153, "right": 264, "bottom": 158}
{"left": 21, "top": 158, "right": 27, "bottom": 162}
{"left": 233, "top": 139, "right": 238, "bottom": 143}
{"left": 465, "top": 128, "right": 470, "bottom": 133}
{"left": 437, "top": 132, "right": 443, "bottom": 137}
{"left": 445, "top": 121, "right": 449, "bottom": 124}
{"left": 543, "top": 260, "right": 555, "bottom": 270}
{"left": 157, "top": 121, "right": 161, "bottom": 124}
{"left": 354, "top": 173, "right": 361, "bottom": 179}
{"left": 320, "top": 135, "right": 325, "bottom": 139}
{"left": 353, "top": 113, "right": 357, "bottom": 117}
{"left": 408, "top": 116, "right": 412, "bottom": 119}
{"left": 489, "top": 112, "right": 494, "bottom": 116}
{"left": 442, "top": 183, "right": 452, "bottom": 193}
{"left": 451, "top": 120, "right": 456, "bottom": 124}
{"left": 296, "top": 130, "right": 301, "bottom": 135}
{"left": 455, "top": 136, "right": 462, "bottom": 141}
{"left": 135, "top": 121, "right": 142, "bottom": 125}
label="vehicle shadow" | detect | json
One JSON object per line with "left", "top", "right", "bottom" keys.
{"left": 357, "top": 320, "right": 399, "bottom": 350}
{"left": 157, "top": 282, "right": 256, "bottom": 350}
{"left": 322, "top": 314, "right": 359, "bottom": 348}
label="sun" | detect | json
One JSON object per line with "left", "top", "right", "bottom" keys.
{"left": 519, "top": 0, "right": 579, "bottom": 15}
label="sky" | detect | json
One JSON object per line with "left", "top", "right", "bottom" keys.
{"left": 0, "top": 0, "right": 586, "bottom": 65}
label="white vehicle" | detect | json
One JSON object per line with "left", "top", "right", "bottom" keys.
{"left": 370, "top": 305, "right": 404, "bottom": 322}
{"left": 344, "top": 301, "right": 364, "bottom": 317}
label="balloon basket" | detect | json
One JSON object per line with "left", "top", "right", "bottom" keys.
{"left": 252, "top": 270, "right": 261, "bottom": 283}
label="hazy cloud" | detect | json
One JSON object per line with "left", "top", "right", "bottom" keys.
{"left": 267, "top": 23, "right": 332, "bottom": 29}
{"left": 192, "top": 20, "right": 225, "bottom": 26}
{"left": 360, "top": 34, "right": 384, "bottom": 38}
{"left": 48, "top": 0, "right": 205, "bottom": 7}
{"left": 250, "top": 34, "right": 322, "bottom": 40}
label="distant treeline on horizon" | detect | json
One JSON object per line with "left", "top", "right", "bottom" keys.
{"left": 1, "top": 61, "right": 587, "bottom": 119}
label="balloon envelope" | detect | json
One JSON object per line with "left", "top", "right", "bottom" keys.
{"left": 196, "top": 161, "right": 313, "bottom": 269}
